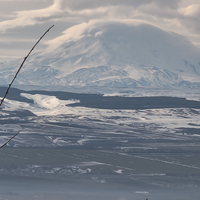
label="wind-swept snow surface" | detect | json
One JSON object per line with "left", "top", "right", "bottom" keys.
{"left": 0, "top": 89, "right": 200, "bottom": 200}
{"left": 3, "top": 93, "right": 79, "bottom": 116}
{"left": 1, "top": 20, "right": 200, "bottom": 89}
{"left": 1, "top": 91, "right": 200, "bottom": 148}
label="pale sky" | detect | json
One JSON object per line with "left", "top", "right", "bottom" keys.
{"left": 0, "top": 0, "right": 200, "bottom": 61}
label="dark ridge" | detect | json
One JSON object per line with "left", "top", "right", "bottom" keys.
{"left": 0, "top": 86, "right": 200, "bottom": 110}
{"left": 0, "top": 87, "right": 33, "bottom": 103}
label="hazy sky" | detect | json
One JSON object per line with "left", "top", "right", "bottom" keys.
{"left": 0, "top": 0, "right": 200, "bottom": 61}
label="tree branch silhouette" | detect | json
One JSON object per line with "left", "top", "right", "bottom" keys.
{"left": 0, "top": 131, "right": 20, "bottom": 149}
{"left": 0, "top": 25, "right": 54, "bottom": 148}
{"left": 0, "top": 25, "right": 54, "bottom": 107}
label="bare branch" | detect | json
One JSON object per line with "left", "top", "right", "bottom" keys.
{"left": 0, "top": 25, "right": 54, "bottom": 107}
{"left": 0, "top": 131, "right": 20, "bottom": 149}
{"left": 0, "top": 25, "right": 54, "bottom": 149}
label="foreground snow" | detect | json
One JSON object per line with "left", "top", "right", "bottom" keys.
{"left": 0, "top": 91, "right": 200, "bottom": 200}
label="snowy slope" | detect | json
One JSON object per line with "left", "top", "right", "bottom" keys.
{"left": 1, "top": 20, "right": 200, "bottom": 88}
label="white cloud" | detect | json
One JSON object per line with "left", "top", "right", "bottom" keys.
{"left": 46, "top": 19, "right": 162, "bottom": 51}
{"left": 177, "top": 4, "right": 200, "bottom": 38}
{"left": 179, "top": 4, "right": 200, "bottom": 17}
{"left": 57, "top": 0, "right": 180, "bottom": 10}
{"left": 1, "top": 0, "right": 200, "bottom": 60}
{"left": 46, "top": 22, "right": 89, "bottom": 50}
{"left": 1, "top": 0, "right": 199, "bottom": 39}
{"left": 0, "top": 0, "right": 47, "bottom": 1}
{"left": 57, "top": 1, "right": 200, "bottom": 39}
{"left": 0, "top": 0, "right": 62, "bottom": 32}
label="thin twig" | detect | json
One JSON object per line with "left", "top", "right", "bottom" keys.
{"left": 0, "top": 131, "right": 20, "bottom": 149}
{"left": 0, "top": 25, "right": 54, "bottom": 148}
{"left": 0, "top": 25, "right": 54, "bottom": 107}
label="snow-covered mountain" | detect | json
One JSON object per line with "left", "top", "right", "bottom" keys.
{"left": 1, "top": 19, "right": 200, "bottom": 88}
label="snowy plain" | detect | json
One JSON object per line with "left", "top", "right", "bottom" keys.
{"left": 0, "top": 87, "right": 200, "bottom": 199}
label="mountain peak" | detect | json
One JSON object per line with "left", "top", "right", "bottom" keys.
{"left": 1, "top": 20, "right": 200, "bottom": 89}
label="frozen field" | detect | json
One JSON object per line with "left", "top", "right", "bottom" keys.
{"left": 0, "top": 87, "right": 200, "bottom": 199}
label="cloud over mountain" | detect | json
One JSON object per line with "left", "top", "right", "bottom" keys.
{"left": 1, "top": 0, "right": 200, "bottom": 61}
{"left": 1, "top": 20, "right": 200, "bottom": 89}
